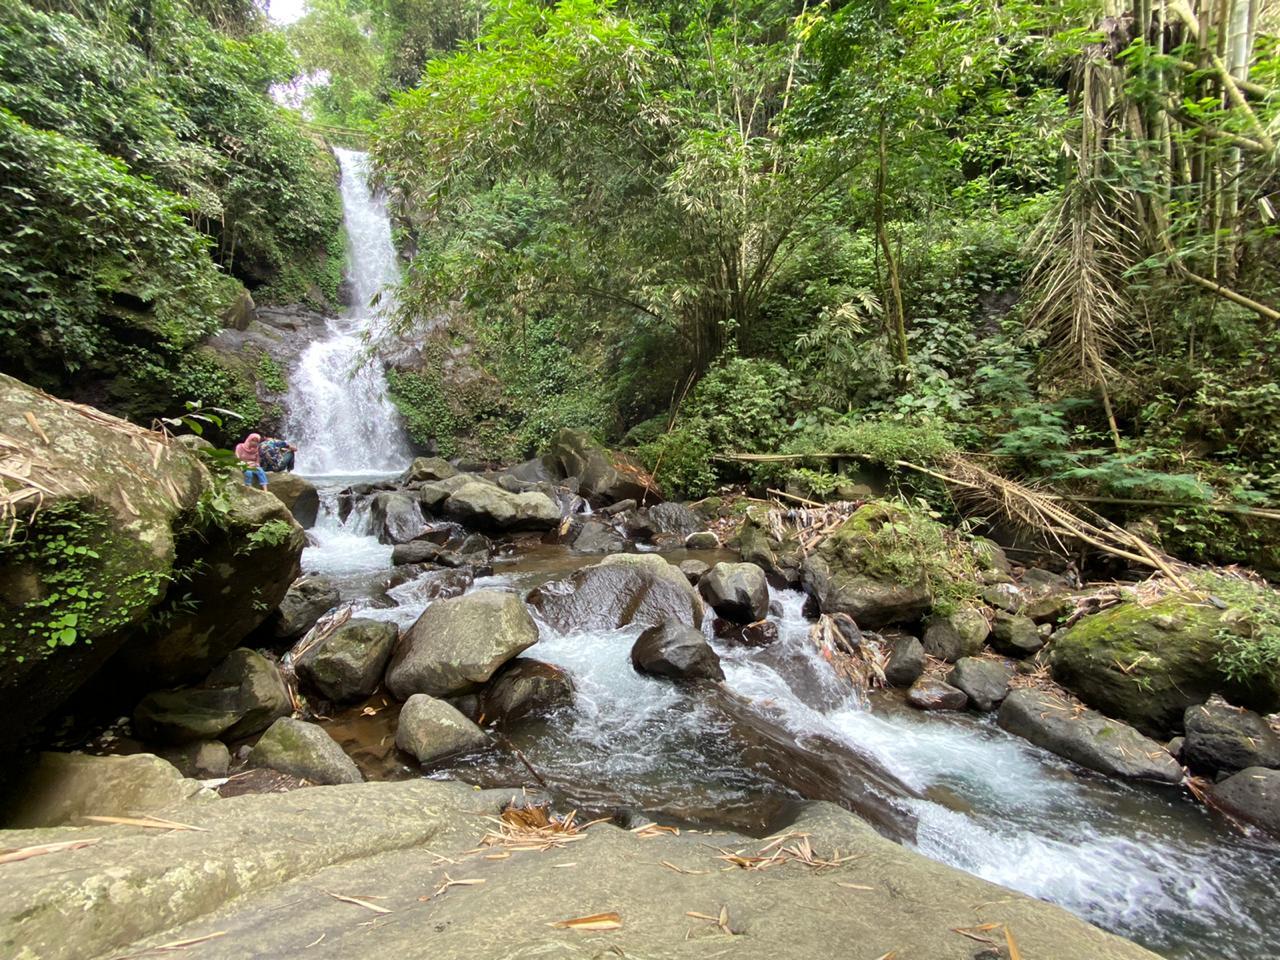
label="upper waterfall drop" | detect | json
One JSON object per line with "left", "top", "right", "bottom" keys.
{"left": 285, "top": 147, "right": 410, "bottom": 475}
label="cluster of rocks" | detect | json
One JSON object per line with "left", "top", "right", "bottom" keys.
{"left": 740, "top": 496, "right": 1280, "bottom": 836}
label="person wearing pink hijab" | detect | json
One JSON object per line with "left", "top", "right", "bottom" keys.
{"left": 234, "top": 432, "right": 268, "bottom": 489}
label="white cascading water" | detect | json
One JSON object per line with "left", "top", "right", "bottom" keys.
{"left": 285, "top": 148, "right": 409, "bottom": 475}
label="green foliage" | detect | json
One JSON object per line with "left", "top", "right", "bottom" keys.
{"left": 239, "top": 519, "right": 296, "bottom": 555}
{"left": 256, "top": 354, "right": 288, "bottom": 394}
{"left": 786, "top": 416, "right": 955, "bottom": 467}
{"left": 386, "top": 367, "right": 459, "bottom": 458}
{"left": 637, "top": 424, "right": 719, "bottom": 501}
{"left": 0, "top": 0, "right": 341, "bottom": 405}
{"left": 1195, "top": 572, "right": 1280, "bottom": 688}
{"left": 0, "top": 502, "right": 165, "bottom": 658}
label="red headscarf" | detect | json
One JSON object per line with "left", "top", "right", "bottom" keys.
{"left": 235, "top": 433, "right": 262, "bottom": 464}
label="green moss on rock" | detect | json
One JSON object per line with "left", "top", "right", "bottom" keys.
{"left": 1051, "top": 594, "right": 1280, "bottom": 737}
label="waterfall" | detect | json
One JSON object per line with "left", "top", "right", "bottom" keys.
{"left": 284, "top": 148, "right": 410, "bottom": 475}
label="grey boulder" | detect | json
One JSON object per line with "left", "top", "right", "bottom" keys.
{"left": 248, "top": 717, "right": 363, "bottom": 785}
{"left": 161, "top": 739, "right": 231, "bottom": 779}
{"left": 631, "top": 620, "right": 725, "bottom": 682}
{"left": 527, "top": 554, "right": 704, "bottom": 633}
{"left": 266, "top": 575, "right": 339, "bottom": 642}
{"left": 296, "top": 618, "right": 400, "bottom": 702}
{"left": 698, "top": 562, "right": 769, "bottom": 624}
{"left": 906, "top": 677, "right": 968, "bottom": 711}
{"left": 884, "top": 635, "right": 926, "bottom": 687}
{"left": 386, "top": 590, "right": 539, "bottom": 699}
{"left": 947, "top": 657, "right": 1013, "bottom": 711}
{"left": 922, "top": 607, "right": 990, "bottom": 662}
{"left": 998, "top": 689, "right": 1183, "bottom": 784}
{"left": 133, "top": 648, "right": 290, "bottom": 744}
{"left": 990, "top": 611, "right": 1044, "bottom": 658}
{"left": 371, "top": 491, "right": 428, "bottom": 544}
{"left": 476, "top": 659, "right": 575, "bottom": 724}
{"left": 443, "top": 482, "right": 561, "bottom": 531}
{"left": 1183, "top": 699, "right": 1280, "bottom": 776}
{"left": 1211, "top": 767, "right": 1280, "bottom": 838}
{"left": 395, "top": 694, "right": 490, "bottom": 765}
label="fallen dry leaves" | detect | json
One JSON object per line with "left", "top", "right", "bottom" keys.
{"left": 326, "top": 891, "right": 391, "bottom": 915}
{"left": 550, "top": 912, "right": 622, "bottom": 931}
{"left": 0, "top": 837, "right": 101, "bottom": 865}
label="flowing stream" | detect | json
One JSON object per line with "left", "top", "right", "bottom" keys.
{"left": 284, "top": 148, "right": 409, "bottom": 474}
{"left": 282, "top": 144, "right": 1278, "bottom": 960}
{"left": 301, "top": 518, "right": 1280, "bottom": 960}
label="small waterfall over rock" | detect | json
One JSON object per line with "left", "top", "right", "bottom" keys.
{"left": 285, "top": 148, "right": 409, "bottom": 474}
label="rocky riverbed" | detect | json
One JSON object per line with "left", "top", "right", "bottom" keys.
{"left": 4, "top": 392, "right": 1280, "bottom": 960}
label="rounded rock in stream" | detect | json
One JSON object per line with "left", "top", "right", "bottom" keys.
{"left": 947, "top": 657, "right": 1013, "bottom": 712}
{"left": 990, "top": 611, "right": 1044, "bottom": 658}
{"left": 385, "top": 590, "right": 539, "bottom": 699}
{"left": 527, "top": 554, "right": 704, "bottom": 633}
{"left": 906, "top": 676, "right": 969, "bottom": 711}
{"left": 1211, "top": 767, "right": 1280, "bottom": 838}
{"left": 921, "top": 606, "right": 990, "bottom": 662}
{"left": 395, "top": 694, "right": 490, "bottom": 765}
{"left": 248, "top": 717, "right": 363, "bottom": 785}
{"left": 266, "top": 472, "right": 319, "bottom": 528}
{"left": 698, "top": 562, "right": 770, "bottom": 623}
{"left": 133, "top": 648, "right": 290, "bottom": 744}
{"left": 296, "top": 618, "right": 399, "bottom": 703}
{"left": 477, "top": 659, "right": 575, "bottom": 724}
{"left": 264, "top": 575, "right": 339, "bottom": 642}
{"left": 1182, "top": 698, "right": 1280, "bottom": 776}
{"left": 370, "top": 491, "right": 428, "bottom": 544}
{"left": 631, "top": 620, "right": 725, "bottom": 682}
{"left": 884, "top": 634, "right": 926, "bottom": 686}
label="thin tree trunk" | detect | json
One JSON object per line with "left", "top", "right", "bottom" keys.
{"left": 875, "top": 118, "right": 909, "bottom": 381}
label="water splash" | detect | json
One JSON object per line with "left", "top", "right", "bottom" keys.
{"left": 285, "top": 148, "right": 409, "bottom": 475}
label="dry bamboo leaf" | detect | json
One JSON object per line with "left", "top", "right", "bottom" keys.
{"left": 552, "top": 862, "right": 578, "bottom": 868}
{"left": 23, "top": 412, "right": 50, "bottom": 445}
{"left": 632, "top": 823, "right": 679, "bottom": 838}
{"left": 111, "top": 930, "right": 227, "bottom": 958}
{"left": 685, "top": 912, "right": 720, "bottom": 922}
{"left": 951, "top": 926, "right": 998, "bottom": 945}
{"left": 550, "top": 912, "right": 622, "bottom": 931}
{"left": 660, "top": 860, "right": 709, "bottom": 875}
{"left": 874, "top": 953, "right": 897, "bottom": 960}
{"left": 1004, "top": 926, "right": 1023, "bottom": 960}
{"left": 83, "top": 815, "right": 205, "bottom": 832}
{"left": 0, "top": 837, "right": 101, "bottom": 865}
{"left": 305, "top": 933, "right": 325, "bottom": 948}
{"left": 326, "top": 892, "right": 392, "bottom": 914}
{"left": 836, "top": 883, "right": 874, "bottom": 891}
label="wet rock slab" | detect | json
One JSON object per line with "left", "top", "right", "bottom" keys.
{"left": 0, "top": 780, "right": 1163, "bottom": 960}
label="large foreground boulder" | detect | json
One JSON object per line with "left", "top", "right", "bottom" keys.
{"left": 296, "top": 618, "right": 399, "bottom": 702}
{"left": 248, "top": 717, "right": 363, "bottom": 785}
{"left": 133, "top": 648, "right": 290, "bottom": 744}
{"left": 0, "top": 375, "right": 302, "bottom": 749}
{"left": 998, "top": 689, "right": 1183, "bottom": 784}
{"left": 698, "top": 562, "right": 769, "bottom": 623}
{"left": 542, "top": 428, "right": 659, "bottom": 506}
{"left": 395, "top": 694, "right": 489, "bottom": 764}
{"left": 527, "top": 554, "right": 704, "bottom": 633}
{"left": 385, "top": 590, "right": 539, "bottom": 699}
{"left": 0, "top": 780, "right": 1162, "bottom": 960}
{"left": 110, "top": 483, "right": 305, "bottom": 688}
{"left": 631, "top": 620, "right": 725, "bottom": 682}
{"left": 801, "top": 501, "right": 942, "bottom": 628}
{"left": 1050, "top": 595, "right": 1280, "bottom": 737}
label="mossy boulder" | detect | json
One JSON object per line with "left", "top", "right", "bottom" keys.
{"left": 802, "top": 501, "right": 970, "bottom": 629}
{"left": 247, "top": 717, "right": 363, "bottom": 785}
{"left": 542, "top": 428, "right": 659, "bottom": 506}
{"left": 296, "top": 618, "right": 399, "bottom": 702}
{"left": 0, "top": 380, "right": 200, "bottom": 736}
{"left": 1050, "top": 594, "right": 1280, "bottom": 738}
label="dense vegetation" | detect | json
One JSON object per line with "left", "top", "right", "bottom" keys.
{"left": 354, "top": 0, "right": 1279, "bottom": 569}
{"left": 0, "top": 0, "right": 342, "bottom": 419}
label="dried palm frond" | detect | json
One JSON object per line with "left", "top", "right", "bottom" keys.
{"left": 811, "top": 614, "right": 888, "bottom": 701}
{"left": 480, "top": 802, "right": 590, "bottom": 852}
